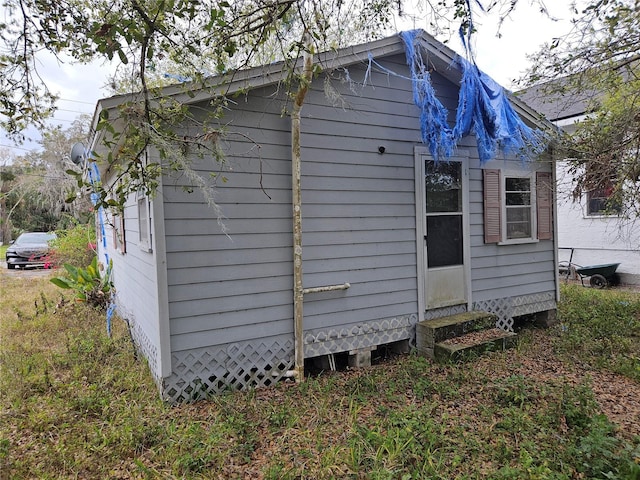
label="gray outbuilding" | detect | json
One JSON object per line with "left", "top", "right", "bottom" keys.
{"left": 89, "top": 30, "right": 558, "bottom": 403}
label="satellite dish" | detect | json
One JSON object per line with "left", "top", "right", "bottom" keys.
{"left": 70, "top": 142, "right": 86, "bottom": 166}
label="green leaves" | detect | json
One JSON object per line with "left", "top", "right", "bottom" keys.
{"left": 49, "top": 277, "right": 72, "bottom": 289}
{"left": 3, "top": 0, "right": 419, "bottom": 211}
{"left": 50, "top": 257, "right": 113, "bottom": 310}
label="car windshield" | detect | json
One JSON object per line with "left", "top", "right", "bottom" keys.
{"left": 16, "top": 233, "right": 56, "bottom": 245}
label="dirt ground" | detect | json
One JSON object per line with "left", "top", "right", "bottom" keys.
{"left": 494, "top": 332, "right": 640, "bottom": 439}
{"left": 0, "top": 262, "right": 56, "bottom": 279}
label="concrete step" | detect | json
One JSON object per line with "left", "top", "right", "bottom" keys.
{"left": 434, "top": 328, "right": 518, "bottom": 362}
{"left": 416, "top": 311, "right": 517, "bottom": 361}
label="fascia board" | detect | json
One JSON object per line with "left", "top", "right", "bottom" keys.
{"left": 509, "top": 95, "right": 555, "bottom": 130}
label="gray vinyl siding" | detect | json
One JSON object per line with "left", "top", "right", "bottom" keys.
{"left": 159, "top": 52, "right": 555, "bottom": 357}
{"left": 162, "top": 93, "right": 293, "bottom": 354}
{"left": 467, "top": 155, "right": 556, "bottom": 300}
{"left": 97, "top": 193, "right": 163, "bottom": 379}
{"left": 298, "top": 58, "right": 438, "bottom": 333}
{"left": 162, "top": 55, "right": 427, "bottom": 355}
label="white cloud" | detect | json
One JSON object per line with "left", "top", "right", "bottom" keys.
{"left": 1, "top": 51, "right": 115, "bottom": 155}
{"left": 2, "top": 0, "right": 581, "bottom": 156}
{"left": 469, "top": 1, "right": 577, "bottom": 89}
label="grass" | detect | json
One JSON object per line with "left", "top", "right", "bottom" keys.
{"left": 1, "top": 273, "right": 640, "bottom": 479}
{"left": 556, "top": 283, "right": 640, "bottom": 381}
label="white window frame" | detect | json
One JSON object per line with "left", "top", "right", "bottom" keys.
{"left": 112, "top": 209, "right": 126, "bottom": 254}
{"left": 137, "top": 191, "right": 152, "bottom": 252}
{"left": 585, "top": 186, "right": 621, "bottom": 218}
{"left": 499, "top": 171, "right": 538, "bottom": 245}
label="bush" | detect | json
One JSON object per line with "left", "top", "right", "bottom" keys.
{"left": 50, "top": 223, "right": 96, "bottom": 268}
{"left": 50, "top": 257, "right": 113, "bottom": 310}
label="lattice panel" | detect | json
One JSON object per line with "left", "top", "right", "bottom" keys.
{"left": 511, "top": 292, "right": 556, "bottom": 318}
{"left": 162, "top": 337, "right": 294, "bottom": 404}
{"left": 116, "top": 305, "right": 160, "bottom": 383}
{"left": 473, "top": 297, "right": 514, "bottom": 331}
{"left": 153, "top": 293, "right": 556, "bottom": 403}
{"left": 473, "top": 292, "right": 557, "bottom": 332}
{"left": 303, "top": 314, "right": 418, "bottom": 357}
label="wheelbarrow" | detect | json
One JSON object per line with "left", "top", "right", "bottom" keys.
{"left": 574, "top": 263, "right": 620, "bottom": 288}
{"left": 558, "top": 247, "right": 621, "bottom": 288}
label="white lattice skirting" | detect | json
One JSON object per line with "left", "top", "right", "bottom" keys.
{"left": 117, "top": 306, "right": 160, "bottom": 384}
{"left": 473, "top": 291, "right": 557, "bottom": 332}
{"left": 303, "top": 314, "right": 419, "bottom": 357}
{"left": 162, "top": 336, "right": 294, "bottom": 403}
{"left": 150, "top": 292, "right": 555, "bottom": 403}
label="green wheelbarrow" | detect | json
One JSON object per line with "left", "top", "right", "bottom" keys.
{"left": 574, "top": 262, "right": 621, "bottom": 288}
{"left": 559, "top": 248, "right": 621, "bottom": 288}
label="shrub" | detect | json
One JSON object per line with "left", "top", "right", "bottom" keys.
{"left": 50, "top": 257, "right": 113, "bottom": 310}
{"left": 50, "top": 223, "right": 96, "bottom": 268}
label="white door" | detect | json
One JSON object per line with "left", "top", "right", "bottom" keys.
{"left": 416, "top": 150, "right": 470, "bottom": 309}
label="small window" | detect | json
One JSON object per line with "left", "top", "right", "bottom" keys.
{"left": 587, "top": 186, "right": 621, "bottom": 216}
{"left": 483, "top": 169, "right": 552, "bottom": 244}
{"left": 112, "top": 210, "right": 126, "bottom": 254}
{"left": 137, "top": 193, "right": 152, "bottom": 252}
{"left": 504, "top": 176, "right": 533, "bottom": 240}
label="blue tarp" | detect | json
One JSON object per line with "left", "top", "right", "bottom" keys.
{"left": 87, "top": 159, "right": 115, "bottom": 336}
{"left": 399, "top": 29, "right": 546, "bottom": 164}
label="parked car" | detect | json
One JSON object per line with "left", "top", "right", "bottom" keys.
{"left": 5, "top": 232, "right": 57, "bottom": 269}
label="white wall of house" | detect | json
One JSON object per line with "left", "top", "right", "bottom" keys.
{"left": 556, "top": 160, "right": 640, "bottom": 285}
{"left": 94, "top": 188, "right": 169, "bottom": 383}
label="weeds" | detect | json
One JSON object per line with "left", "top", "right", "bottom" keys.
{"left": 1, "top": 272, "right": 639, "bottom": 478}
{"left": 556, "top": 284, "right": 640, "bottom": 381}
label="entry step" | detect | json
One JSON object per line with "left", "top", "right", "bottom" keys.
{"left": 416, "top": 311, "right": 517, "bottom": 361}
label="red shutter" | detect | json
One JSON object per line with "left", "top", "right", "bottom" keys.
{"left": 536, "top": 171, "right": 553, "bottom": 240}
{"left": 483, "top": 169, "right": 501, "bottom": 243}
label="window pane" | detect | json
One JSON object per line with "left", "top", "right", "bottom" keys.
{"left": 506, "top": 207, "right": 531, "bottom": 239}
{"left": 427, "top": 215, "right": 463, "bottom": 267}
{"left": 138, "top": 197, "right": 149, "bottom": 243}
{"left": 506, "top": 207, "right": 531, "bottom": 223}
{"left": 426, "top": 161, "right": 461, "bottom": 213}
{"left": 505, "top": 177, "right": 530, "bottom": 192}
{"left": 506, "top": 192, "right": 530, "bottom": 206}
{"left": 504, "top": 176, "right": 533, "bottom": 240}
{"left": 587, "top": 188, "right": 621, "bottom": 216}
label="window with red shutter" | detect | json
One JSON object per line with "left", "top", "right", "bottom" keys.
{"left": 483, "top": 169, "right": 553, "bottom": 244}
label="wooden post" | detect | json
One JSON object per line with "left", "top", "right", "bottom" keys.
{"left": 291, "top": 33, "right": 313, "bottom": 382}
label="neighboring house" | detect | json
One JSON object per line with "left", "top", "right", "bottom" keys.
{"left": 519, "top": 83, "right": 640, "bottom": 285}
{"left": 88, "top": 30, "right": 558, "bottom": 403}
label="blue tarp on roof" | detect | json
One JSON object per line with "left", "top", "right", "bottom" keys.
{"left": 399, "top": 29, "right": 546, "bottom": 164}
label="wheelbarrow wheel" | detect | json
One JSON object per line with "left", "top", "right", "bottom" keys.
{"left": 590, "top": 274, "right": 608, "bottom": 289}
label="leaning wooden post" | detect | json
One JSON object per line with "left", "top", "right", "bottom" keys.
{"left": 291, "top": 33, "right": 313, "bottom": 382}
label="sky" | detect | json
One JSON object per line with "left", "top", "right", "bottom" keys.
{"left": 0, "top": 52, "right": 114, "bottom": 160}
{"left": 461, "top": 1, "right": 579, "bottom": 88}
{"left": 0, "top": 0, "right": 579, "bottom": 160}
